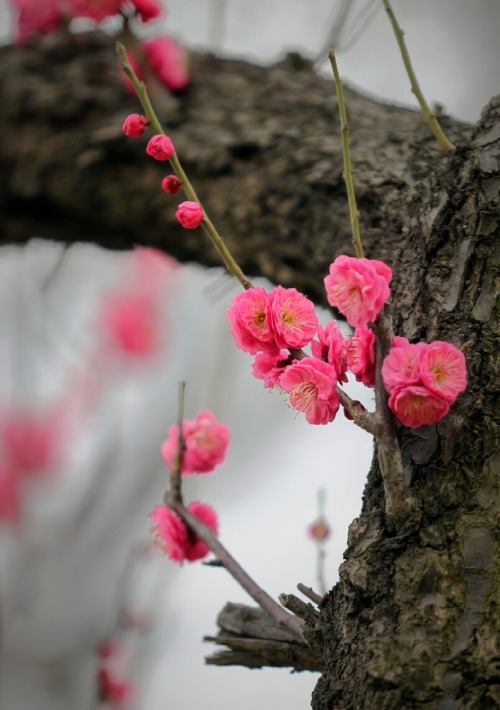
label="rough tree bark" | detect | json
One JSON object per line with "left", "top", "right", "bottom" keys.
{"left": 1, "top": 30, "right": 498, "bottom": 710}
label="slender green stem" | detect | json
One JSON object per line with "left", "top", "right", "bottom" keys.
{"left": 116, "top": 41, "right": 253, "bottom": 290}
{"left": 328, "top": 49, "right": 364, "bottom": 259}
{"left": 382, "top": 0, "right": 455, "bottom": 153}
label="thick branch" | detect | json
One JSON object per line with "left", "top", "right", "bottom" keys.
{"left": 0, "top": 29, "right": 470, "bottom": 306}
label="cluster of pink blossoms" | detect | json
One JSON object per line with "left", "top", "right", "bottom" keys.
{"left": 10, "top": 1, "right": 189, "bottom": 93}
{"left": 149, "top": 410, "right": 229, "bottom": 563}
{"left": 382, "top": 340, "right": 466, "bottom": 427}
{"left": 227, "top": 255, "right": 466, "bottom": 428}
{"left": 122, "top": 120, "right": 204, "bottom": 230}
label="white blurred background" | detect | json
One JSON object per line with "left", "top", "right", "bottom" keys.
{"left": 0, "top": 2, "right": 498, "bottom": 709}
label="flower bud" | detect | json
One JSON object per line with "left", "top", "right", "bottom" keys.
{"left": 175, "top": 201, "right": 203, "bottom": 229}
{"left": 122, "top": 114, "right": 148, "bottom": 137}
{"left": 307, "top": 517, "right": 331, "bottom": 542}
{"left": 146, "top": 134, "right": 175, "bottom": 161}
{"left": 162, "top": 175, "right": 182, "bottom": 194}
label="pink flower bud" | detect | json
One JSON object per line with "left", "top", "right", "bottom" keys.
{"left": 146, "top": 134, "right": 175, "bottom": 161}
{"left": 122, "top": 113, "right": 148, "bottom": 137}
{"left": 161, "top": 175, "right": 182, "bottom": 194}
{"left": 307, "top": 517, "right": 331, "bottom": 542}
{"left": 175, "top": 201, "right": 203, "bottom": 229}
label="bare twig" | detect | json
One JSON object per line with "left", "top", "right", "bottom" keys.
{"left": 328, "top": 48, "right": 364, "bottom": 259}
{"left": 170, "top": 499, "right": 305, "bottom": 642}
{"left": 297, "top": 583, "right": 323, "bottom": 605}
{"left": 382, "top": 0, "right": 455, "bottom": 152}
{"left": 116, "top": 41, "right": 253, "bottom": 291}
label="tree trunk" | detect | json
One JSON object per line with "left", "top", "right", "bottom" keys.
{"left": 313, "top": 96, "right": 500, "bottom": 708}
{"left": 1, "top": 30, "right": 498, "bottom": 710}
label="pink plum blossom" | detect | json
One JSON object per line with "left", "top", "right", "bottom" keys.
{"left": 346, "top": 324, "right": 376, "bottom": 388}
{"left": 279, "top": 357, "right": 339, "bottom": 425}
{"left": 175, "top": 201, "right": 203, "bottom": 229}
{"left": 143, "top": 36, "right": 190, "bottom": 92}
{"left": 418, "top": 341, "right": 467, "bottom": 402}
{"left": 122, "top": 113, "right": 148, "bottom": 137}
{"left": 267, "top": 286, "right": 318, "bottom": 349}
{"left": 11, "top": 0, "right": 63, "bottom": 45}
{"left": 307, "top": 517, "right": 331, "bottom": 542}
{"left": 149, "top": 505, "right": 188, "bottom": 561}
{"left": 146, "top": 134, "right": 175, "bottom": 161}
{"left": 388, "top": 385, "right": 450, "bottom": 428}
{"left": 66, "top": 0, "right": 122, "bottom": 22}
{"left": 382, "top": 342, "right": 426, "bottom": 393}
{"left": 311, "top": 320, "right": 348, "bottom": 383}
{"left": 1, "top": 409, "right": 61, "bottom": 477}
{"left": 161, "top": 174, "right": 182, "bottom": 194}
{"left": 101, "top": 292, "right": 159, "bottom": 358}
{"left": 251, "top": 349, "right": 289, "bottom": 388}
{"left": 227, "top": 287, "right": 278, "bottom": 355}
{"left": 130, "top": 0, "right": 162, "bottom": 22}
{"left": 383, "top": 340, "right": 466, "bottom": 427}
{"left": 324, "top": 255, "right": 392, "bottom": 327}
{"left": 149, "top": 501, "right": 218, "bottom": 563}
{"left": 161, "top": 410, "right": 230, "bottom": 474}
